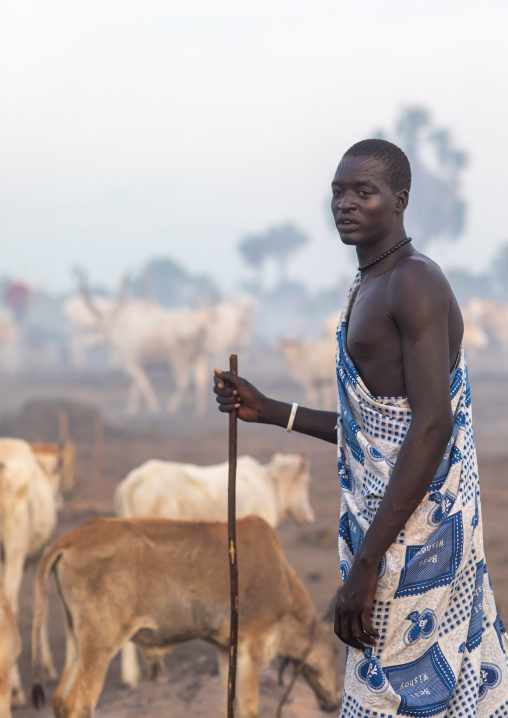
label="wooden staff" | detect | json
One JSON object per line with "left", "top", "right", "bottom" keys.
{"left": 227, "top": 354, "right": 239, "bottom": 718}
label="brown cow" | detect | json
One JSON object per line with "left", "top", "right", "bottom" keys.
{"left": 32, "top": 516, "right": 339, "bottom": 718}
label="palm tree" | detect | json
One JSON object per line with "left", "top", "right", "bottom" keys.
{"left": 373, "top": 106, "right": 469, "bottom": 248}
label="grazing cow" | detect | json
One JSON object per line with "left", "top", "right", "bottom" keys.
{"left": 0, "top": 583, "right": 20, "bottom": 718}
{"left": 115, "top": 453, "right": 315, "bottom": 528}
{"left": 0, "top": 439, "right": 65, "bottom": 706}
{"left": 278, "top": 339, "right": 336, "bottom": 410}
{"left": 32, "top": 517, "right": 339, "bottom": 718}
{"left": 115, "top": 452, "right": 314, "bottom": 686}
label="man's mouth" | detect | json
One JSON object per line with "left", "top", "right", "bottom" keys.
{"left": 337, "top": 217, "right": 359, "bottom": 231}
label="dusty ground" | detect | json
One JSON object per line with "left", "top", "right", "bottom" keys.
{"left": 1, "top": 349, "right": 508, "bottom": 717}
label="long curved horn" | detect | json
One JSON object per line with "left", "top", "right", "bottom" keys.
{"left": 76, "top": 269, "right": 103, "bottom": 319}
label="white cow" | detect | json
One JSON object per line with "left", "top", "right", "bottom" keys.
{"left": 81, "top": 285, "right": 256, "bottom": 416}
{"left": 0, "top": 439, "right": 64, "bottom": 706}
{"left": 102, "top": 301, "right": 215, "bottom": 415}
{"left": 115, "top": 452, "right": 315, "bottom": 687}
{"left": 203, "top": 295, "right": 257, "bottom": 358}
{"left": 115, "top": 453, "right": 314, "bottom": 527}
{"left": 279, "top": 339, "right": 337, "bottom": 410}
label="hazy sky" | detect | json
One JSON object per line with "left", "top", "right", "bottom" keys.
{"left": 1, "top": 1, "right": 507, "bottom": 294}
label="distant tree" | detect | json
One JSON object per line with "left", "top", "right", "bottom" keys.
{"left": 130, "top": 258, "right": 220, "bottom": 307}
{"left": 372, "top": 106, "right": 468, "bottom": 248}
{"left": 238, "top": 234, "right": 271, "bottom": 289}
{"left": 265, "top": 224, "right": 308, "bottom": 282}
{"left": 238, "top": 223, "right": 309, "bottom": 287}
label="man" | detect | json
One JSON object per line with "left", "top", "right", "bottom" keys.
{"left": 214, "top": 139, "right": 508, "bottom": 716}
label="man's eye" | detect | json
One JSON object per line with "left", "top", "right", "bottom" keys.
{"left": 332, "top": 189, "right": 343, "bottom": 197}
{"left": 358, "top": 190, "right": 370, "bottom": 197}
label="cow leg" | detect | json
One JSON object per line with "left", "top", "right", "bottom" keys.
{"left": 8, "top": 665, "right": 24, "bottom": 708}
{"left": 2, "top": 516, "right": 29, "bottom": 707}
{"left": 61, "top": 643, "right": 114, "bottom": 718}
{"left": 0, "top": 669, "right": 11, "bottom": 718}
{"left": 52, "top": 626, "right": 79, "bottom": 718}
{"left": 216, "top": 641, "right": 263, "bottom": 718}
{"left": 216, "top": 647, "right": 230, "bottom": 717}
{"left": 123, "top": 360, "right": 159, "bottom": 414}
{"left": 236, "top": 640, "right": 263, "bottom": 718}
{"left": 167, "top": 353, "right": 190, "bottom": 414}
{"left": 120, "top": 641, "right": 141, "bottom": 687}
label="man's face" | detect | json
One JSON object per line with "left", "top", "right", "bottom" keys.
{"left": 331, "top": 155, "right": 405, "bottom": 247}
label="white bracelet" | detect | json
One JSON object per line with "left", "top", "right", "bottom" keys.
{"left": 286, "top": 402, "right": 298, "bottom": 432}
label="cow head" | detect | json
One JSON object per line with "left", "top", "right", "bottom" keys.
{"left": 301, "top": 620, "right": 340, "bottom": 712}
{"left": 268, "top": 453, "right": 315, "bottom": 524}
{"left": 31, "top": 443, "right": 71, "bottom": 505}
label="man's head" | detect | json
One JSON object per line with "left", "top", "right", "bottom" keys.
{"left": 331, "top": 139, "right": 411, "bottom": 248}
{"left": 343, "top": 139, "right": 411, "bottom": 194}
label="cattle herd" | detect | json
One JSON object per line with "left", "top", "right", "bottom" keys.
{"left": 0, "top": 428, "right": 340, "bottom": 718}
{"left": 1, "top": 284, "right": 507, "bottom": 717}
{"left": 1, "top": 277, "right": 508, "bottom": 416}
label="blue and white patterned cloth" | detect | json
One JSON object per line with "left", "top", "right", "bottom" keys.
{"left": 337, "top": 275, "right": 508, "bottom": 717}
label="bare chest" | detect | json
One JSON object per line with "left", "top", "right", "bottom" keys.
{"left": 346, "top": 280, "right": 404, "bottom": 395}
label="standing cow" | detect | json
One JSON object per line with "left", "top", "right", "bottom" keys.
{"left": 115, "top": 452, "right": 315, "bottom": 686}
{"left": 0, "top": 439, "right": 65, "bottom": 706}
{"left": 115, "top": 453, "right": 314, "bottom": 528}
{"left": 32, "top": 516, "right": 339, "bottom": 718}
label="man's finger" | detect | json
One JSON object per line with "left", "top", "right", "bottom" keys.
{"left": 218, "top": 404, "right": 237, "bottom": 413}
{"left": 352, "top": 616, "right": 375, "bottom": 646}
{"left": 361, "top": 613, "right": 380, "bottom": 640}
{"left": 214, "top": 369, "right": 241, "bottom": 387}
{"left": 213, "top": 384, "right": 236, "bottom": 398}
{"left": 215, "top": 394, "right": 239, "bottom": 405}
{"left": 340, "top": 618, "right": 365, "bottom": 650}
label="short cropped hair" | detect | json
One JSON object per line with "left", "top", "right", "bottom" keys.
{"left": 343, "top": 139, "right": 412, "bottom": 193}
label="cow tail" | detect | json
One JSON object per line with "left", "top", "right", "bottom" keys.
{"left": 31, "top": 544, "right": 63, "bottom": 708}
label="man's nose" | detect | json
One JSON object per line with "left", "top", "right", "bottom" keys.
{"left": 337, "top": 190, "right": 356, "bottom": 210}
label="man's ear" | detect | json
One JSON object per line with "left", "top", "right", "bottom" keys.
{"left": 395, "top": 189, "right": 409, "bottom": 213}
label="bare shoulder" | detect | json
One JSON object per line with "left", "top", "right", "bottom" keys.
{"left": 388, "top": 252, "right": 454, "bottom": 316}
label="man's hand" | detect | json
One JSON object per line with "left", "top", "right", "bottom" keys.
{"left": 334, "top": 564, "right": 380, "bottom": 650}
{"left": 213, "top": 370, "right": 268, "bottom": 423}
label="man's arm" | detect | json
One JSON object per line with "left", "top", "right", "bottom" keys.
{"left": 334, "top": 259, "right": 457, "bottom": 649}
{"left": 213, "top": 371, "right": 337, "bottom": 444}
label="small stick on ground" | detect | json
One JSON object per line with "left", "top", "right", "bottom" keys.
{"left": 227, "top": 354, "right": 239, "bottom": 718}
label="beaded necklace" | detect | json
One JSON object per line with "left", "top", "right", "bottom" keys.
{"left": 358, "top": 237, "right": 412, "bottom": 272}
